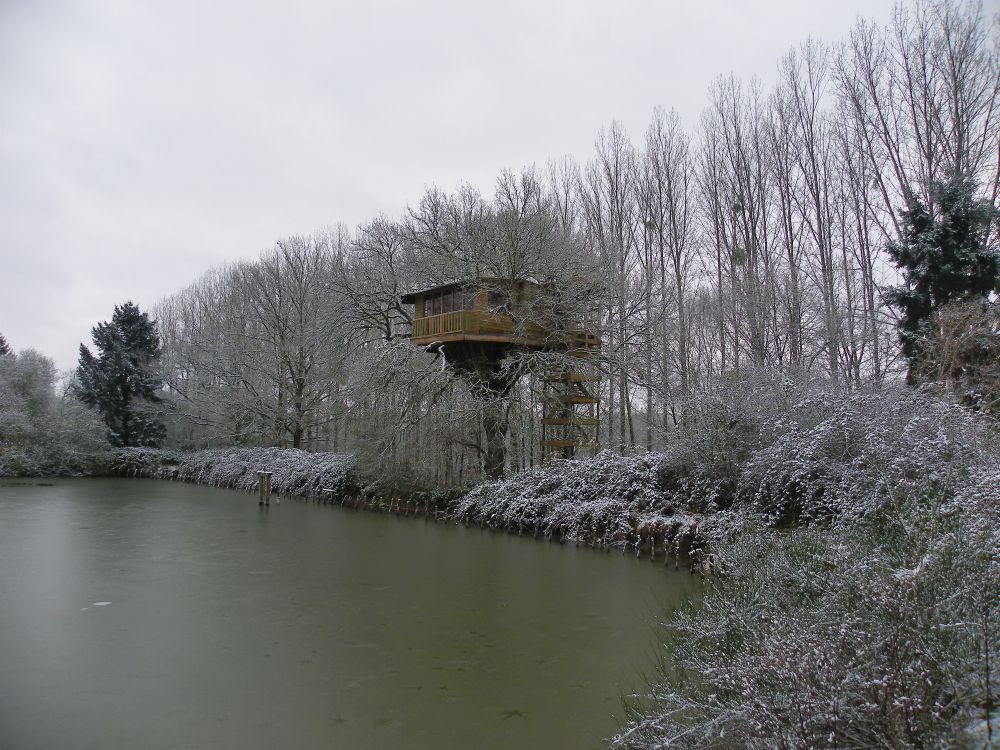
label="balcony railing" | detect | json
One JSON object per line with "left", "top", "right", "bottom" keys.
{"left": 412, "top": 310, "right": 480, "bottom": 339}
{"left": 411, "top": 310, "right": 600, "bottom": 348}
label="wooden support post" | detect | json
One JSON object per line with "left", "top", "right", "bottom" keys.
{"left": 258, "top": 471, "right": 273, "bottom": 506}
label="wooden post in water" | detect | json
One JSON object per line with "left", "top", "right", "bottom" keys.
{"left": 258, "top": 471, "right": 273, "bottom": 506}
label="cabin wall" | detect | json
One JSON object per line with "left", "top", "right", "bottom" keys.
{"left": 413, "top": 288, "right": 489, "bottom": 316}
{"left": 409, "top": 282, "right": 542, "bottom": 321}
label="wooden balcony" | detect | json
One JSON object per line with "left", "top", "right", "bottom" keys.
{"left": 412, "top": 310, "right": 477, "bottom": 339}
{"left": 410, "top": 310, "right": 599, "bottom": 351}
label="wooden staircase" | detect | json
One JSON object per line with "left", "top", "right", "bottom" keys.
{"left": 541, "top": 371, "right": 600, "bottom": 457}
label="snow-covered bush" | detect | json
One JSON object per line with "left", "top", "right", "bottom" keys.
{"left": 0, "top": 349, "right": 109, "bottom": 476}
{"left": 454, "top": 382, "right": 998, "bottom": 557}
{"left": 110, "top": 447, "right": 357, "bottom": 499}
{"left": 615, "top": 465, "right": 1000, "bottom": 749}
{"left": 674, "top": 369, "right": 842, "bottom": 499}
{"left": 739, "top": 388, "right": 993, "bottom": 525}
{"left": 454, "top": 450, "right": 731, "bottom": 557}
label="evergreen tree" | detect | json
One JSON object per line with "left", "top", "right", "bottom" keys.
{"left": 886, "top": 174, "right": 999, "bottom": 383}
{"left": 0, "top": 333, "right": 11, "bottom": 357}
{"left": 75, "top": 302, "right": 166, "bottom": 447}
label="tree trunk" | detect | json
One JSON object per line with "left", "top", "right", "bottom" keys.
{"left": 463, "top": 361, "right": 518, "bottom": 480}
{"left": 482, "top": 397, "right": 509, "bottom": 480}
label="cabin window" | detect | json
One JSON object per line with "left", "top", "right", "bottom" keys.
{"left": 419, "top": 288, "right": 481, "bottom": 316}
{"left": 487, "top": 289, "right": 509, "bottom": 309}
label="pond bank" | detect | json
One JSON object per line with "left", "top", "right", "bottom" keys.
{"left": 105, "top": 447, "right": 718, "bottom": 568}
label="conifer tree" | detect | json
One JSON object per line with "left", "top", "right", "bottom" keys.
{"left": 886, "top": 174, "right": 999, "bottom": 383}
{"left": 75, "top": 302, "right": 166, "bottom": 447}
{"left": 0, "top": 333, "right": 11, "bottom": 357}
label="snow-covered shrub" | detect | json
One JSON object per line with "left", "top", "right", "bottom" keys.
{"left": 739, "top": 388, "right": 993, "bottom": 525}
{"left": 110, "top": 447, "right": 358, "bottom": 499}
{"left": 614, "top": 465, "right": 1000, "bottom": 750}
{"left": 455, "top": 381, "right": 998, "bottom": 557}
{"left": 674, "top": 369, "right": 841, "bottom": 501}
{"left": 458, "top": 451, "right": 652, "bottom": 537}
{"left": 0, "top": 350, "right": 110, "bottom": 476}
{"left": 453, "top": 450, "right": 729, "bottom": 556}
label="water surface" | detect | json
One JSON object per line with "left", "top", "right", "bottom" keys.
{"left": 0, "top": 479, "right": 696, "bottom": 749}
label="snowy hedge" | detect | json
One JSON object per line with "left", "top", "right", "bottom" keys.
{"left": 453, "top": 450, "right": 736, "bottom": 559}
{"left": 110, "top": 447, "right": 358, "bottom": 499}
{"left": 739, "top": 389, "right": 990, "bottom": 525}
{"left": 608, "top": 385, "right": 1000, "bottom": 749}
{"left": 453, "top": 385, "right": 999, "bottom": 567}
{"left": 615, "top": 464, "right": 1000, "bottom": 749}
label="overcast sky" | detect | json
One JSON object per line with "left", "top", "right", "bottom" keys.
{"left": 1, "top": 0, "right": 898, "bottom": 371}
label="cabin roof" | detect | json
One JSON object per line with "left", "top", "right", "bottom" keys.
{"left": 399, "top": 277, "right": 540, "bottom": 304}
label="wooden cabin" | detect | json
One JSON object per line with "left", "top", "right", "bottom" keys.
{"left": 400, "top": 278, "right": 599, "bottom": 353}
{"left": 401, "top": 278, "right": 601, "bottom": 458}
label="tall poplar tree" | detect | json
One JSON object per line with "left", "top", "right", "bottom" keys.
{"left": 75, "top": 302, "right": 166, "bottom": 447}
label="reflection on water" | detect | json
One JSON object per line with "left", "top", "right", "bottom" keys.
{"left": 0, "top": 478, "right": 697, "bottom": 749}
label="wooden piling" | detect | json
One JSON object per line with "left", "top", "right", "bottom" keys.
{"left": 258, "top": 471, "right": 273, "bottom": 506}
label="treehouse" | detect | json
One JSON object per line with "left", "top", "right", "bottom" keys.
{"left": 400, "top": 278, "right": 601, "bottom": 459}
{"left": 402, "top": 279, "right": 598, "bottom": 351}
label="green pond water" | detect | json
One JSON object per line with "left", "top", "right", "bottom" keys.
{"left": 0, "top": 478, "right": 697, "bottom": 749}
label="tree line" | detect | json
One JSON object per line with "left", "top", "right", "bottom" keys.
{"left": 143, "top": 0, "right": 997, "bottom": 486}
